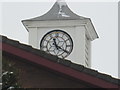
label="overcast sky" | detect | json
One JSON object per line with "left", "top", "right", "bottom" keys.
{"left": 0, "top": 0, "right": 119, "bottom": 78}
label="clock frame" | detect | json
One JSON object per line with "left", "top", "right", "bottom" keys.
{"left": 40, "top": 30, "right": 73, "bottom": 58}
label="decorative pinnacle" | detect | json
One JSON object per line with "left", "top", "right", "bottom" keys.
{"left": 57, "top": 0, "right": 67, "bottom": 6}
{"left": 57, "top": 0, "right": 70, "bottom": 17}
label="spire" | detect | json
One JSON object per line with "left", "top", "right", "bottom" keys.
{"left": 57, "top": 0, "right": 67, "bottom": 7}
{"left": 57, "top": 0, "right": 66, "bottom": 5}
{"left": 23, "top": 0, "right": 87, "bottom": 21}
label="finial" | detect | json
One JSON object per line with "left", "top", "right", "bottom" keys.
{"left": 57, "top": 0, "right": 70, "bottom": 17}
{"left": 57, "top": 0, "right": 67, "bottom": 7}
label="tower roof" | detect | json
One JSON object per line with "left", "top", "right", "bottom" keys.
{"left": 23, "top": 0, "right": 87, "bottom": 21}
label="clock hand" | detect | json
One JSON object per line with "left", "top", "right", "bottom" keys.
{"left": 53, "top": 38, "right": 59, "bottom": 50}
{"left": 53, "top": 39, "right": 69, "bottom": 53}
{"left": 57, "top": 46, "right": 69, "bottom": 53}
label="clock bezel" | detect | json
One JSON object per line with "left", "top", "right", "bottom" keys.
{"left": 40, "top": 30, "right": 73, "bottom": 58}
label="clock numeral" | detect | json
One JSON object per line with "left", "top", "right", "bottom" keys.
{"left": 61, "top": 55, "right": 64, "bottom": 58}
{"left": 49, "top": 50, "right": 54, "bottom": 52}
{"left": 65, "top": 39, "right": 69, "bottom": 42}
{"left": 64, "top": 50, "right": 69, "bottom": 54}
{"left": 45, "top": 39, "right": 49, "bottom": 42}
{"left": 61, "top": 34, "right": 64, "bottom": 38}
{"left": 42, "top": 46, "right": 46, "bottom": 48}
{"left": 49, "top": 34, "right": 53, "bottom": 38}
{"left": 41, "top": 46, "right": 47, "bottom": 49}
{"left": 66, "top": 45, "right": 72, "bottom": 47}
{"left": 55, "top": 32, "right": 59, "bottom": 37}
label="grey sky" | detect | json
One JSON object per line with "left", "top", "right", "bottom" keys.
{"left": 0, "top": 1, "right": 119, "bottom": 78}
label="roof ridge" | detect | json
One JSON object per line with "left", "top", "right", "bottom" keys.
{"left": 1, "top": 35, "right": 120, "bottom": 86}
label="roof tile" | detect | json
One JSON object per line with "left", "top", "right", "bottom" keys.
{"left": 96, "top": 73, "right": 115, "bottom": 83}
{"left": 58, "top": 58, "right": 71, "bottom": 67}
{"left": 30, "top": 48, "right": 58, "bottom": 62}
{"left": 83, "top": 68, "right": 98, "bottom": 76}
{"left": 110, "top": 78, "right": 120, "bottom": 85}
{"left": 1, "top": 36, "right": 8, "bottom": 42}
{"left": 6, "top": 39, "right": 19, "bottom": 47}
{"left": 70, "top": 63, "right": 84, "bottom": 72}
{"left": 18, "top": 43, "right": 32, "bottom": 51}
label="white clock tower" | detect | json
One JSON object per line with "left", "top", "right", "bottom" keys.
{"left": 22, "top": 0, "right": 99, "bottom": 68}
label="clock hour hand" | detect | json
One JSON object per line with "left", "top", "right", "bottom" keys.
{"left": 53, "top": 38, "right": 59, "bottom": 50}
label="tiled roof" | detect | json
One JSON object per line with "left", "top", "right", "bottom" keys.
{"left": 0, "top": 35, "right": 120, "bottom": 88}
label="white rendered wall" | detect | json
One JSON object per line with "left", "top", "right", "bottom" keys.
{"left": 36, "top": 26, "right": 86, "bottom": 66}
{"left": 28, "top": 27, "right": 38, "bottom": 48}
{"left": 26, "top": 20, "right": 92, "bottom": 67}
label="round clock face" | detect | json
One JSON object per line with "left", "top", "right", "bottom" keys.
{"left": 40, "top": 30, "right": 73, "bottom": 58}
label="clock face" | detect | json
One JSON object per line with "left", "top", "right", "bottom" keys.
{"left": 40, "top": 30, "right": 73, "bottom": 58}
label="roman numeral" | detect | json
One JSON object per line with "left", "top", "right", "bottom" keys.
{"left": 66, "top": 45, "right": 72, "bottom": 47}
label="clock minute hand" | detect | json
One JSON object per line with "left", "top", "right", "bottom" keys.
{"left": 57, "top": 46, "right": 69, "bottom": 53}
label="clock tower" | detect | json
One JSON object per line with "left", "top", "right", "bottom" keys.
{"left": 22, "top": 0, "right": 99, "bottom": 68}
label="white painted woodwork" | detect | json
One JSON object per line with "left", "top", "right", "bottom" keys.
{"left": 23, "top": 19, "right": 97, "bottom": 68}
{"left": 22, "top": 0, "right": 98, "bottom": 68}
